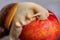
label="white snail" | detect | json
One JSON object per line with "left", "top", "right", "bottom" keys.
{"left": 0, "top": 2, "right": 49, "bottom": 40}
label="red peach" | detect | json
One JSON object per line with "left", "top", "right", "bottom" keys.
{"left": 19, "top": 10, "right": 60, "bottom": 40}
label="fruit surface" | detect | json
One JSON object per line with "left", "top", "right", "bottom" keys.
{"left": 19, "top": 10, "right": 60, "bottom": 40}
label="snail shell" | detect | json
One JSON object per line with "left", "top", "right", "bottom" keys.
{"left": 0, "top": 3, "right": 18, "bottom": 38}
{"left": 0, "top": 3, "right": 18, "bottom": 29}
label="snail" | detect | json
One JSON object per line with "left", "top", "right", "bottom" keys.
{"left": 0, "top": 2, "right": 49, "bottom": 40}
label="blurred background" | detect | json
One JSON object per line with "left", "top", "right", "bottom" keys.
{"left": 0, "top": 0, "right": 60, "bottom": 40}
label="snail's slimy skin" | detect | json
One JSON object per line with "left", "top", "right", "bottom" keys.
{"left": 9, "top": 20, "right": 22, "bottom": 40}
{"left": 14, "top": 2, "right": 49, "bottom": 25}
{"left": 9, "top": 2, "right": 49, "bottom": 40}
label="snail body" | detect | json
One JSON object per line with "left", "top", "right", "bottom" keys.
{"left": 0, "top": 2, "right": 49, "bottom": 40}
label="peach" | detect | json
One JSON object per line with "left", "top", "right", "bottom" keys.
{"left": 19, "top": 10, "right": 60, "bottom": 40}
